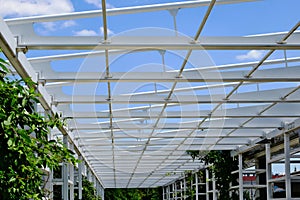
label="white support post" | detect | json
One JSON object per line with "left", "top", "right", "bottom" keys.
{"left": 239, "top": 153, "right": 243, "bottom": 200}
{"left": 95, "top": 181, "right": 99, "bottom": 196}
{"left": 166, "top": 186, "right": 168, "bottom": 200}
{"left": 78, "top": 157, "right": 83, "bottom": 200}
{"left": 195, "top": 173, "right": 199, "bottom": 200}
{"left": 284, "top": 132, "right": 291, "bottom": 199}
{"left": 69, "top": 143, "right": 74, "bottom": 200}
{"left": 180, "top": 181, "right": 182, "bottom": 199}
{"left": 212, "top": 172, "right": 217, "bottom": 200}
{"left": 191, "top": 175, "right": 193, "bottom": 199}
{"left": 63, "top": 135, "right": 69, "bottom": 200}
{"left": 48, "top": 169, "right": 53, "bottom": 200}
{"left": 206, "top": 169, "right": 209, "bottom": 200}
{"left": 101, "top": 186, "right": 104, "bottom": 200}
{"left": 87, "top": 168, "right": 91, "bottom": 182}
{"left": 167, "top": 185, "right": 170, "bottom": 200}
{"left": 163, "top": 187, "right": 165, "bottom": 200}
{"left": 265, "top": 144, "right": 272, "bottom": 199}
{"left": 173, "top": 181, "right": 177, "bottom": 199}
{"left": 183, "top": 177, "right": 186, "bottom": 199}
{"left": 172, "top": 183, "right": 175, "bottom": 200}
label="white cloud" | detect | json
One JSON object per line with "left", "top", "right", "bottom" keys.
{"left": 61, "top": 20, "right": 77, "bottom": 28}
{"left": 73, "top": 27, "right": 114, "bottom": 37}
{"left": 40, "top": 22, "right": 56, "bottom": 31}
{"left": 37, "top": 20, "right": 76, "bottom": 34}
{"left": 74, "top": 29, "right": 98, "bottom": 36}
{"left": 100, "top": 27, "right": 114, "bottom": 36}
{"left": 106, "top": 3, "right": 115, "bottom": 9}
{"left": 236, "top": 50, "right": 264, "bottom": 61}
{"left": 85, "top": 0, "right": 101, "bottom": 8}
{"left": 84, "top": 0, "right": 114, "bottom": 9}
{"left": 0, "top": 0, "right": 74, "bottom": 17}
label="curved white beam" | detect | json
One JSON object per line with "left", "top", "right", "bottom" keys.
{"left": 5, "top": 0, "right": 257, "bottom": 25}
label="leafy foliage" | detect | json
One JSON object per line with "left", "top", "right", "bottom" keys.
{"left": 187, "top": 150, "right": 239, "bottom": 200}
{"left": 0, "top": 55, "right": 77, "bottom": 199}
{"left": 105, "top": 188, "right": 161, "bottom": 200}
{"left": 81, "top": 177, "right": 102, "bottom": 200}
{"left": 183, "top": 170, "right": 205, "bottom": 199}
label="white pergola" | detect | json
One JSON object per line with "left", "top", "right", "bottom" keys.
{"left": 1, "top": 0, "right": 300, "bottom": 189}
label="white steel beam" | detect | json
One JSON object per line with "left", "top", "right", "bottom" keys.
{"left": 5, "top": 0, "right": 257, "bottom": 25}
{"left": 75, "top": 128, "right": 266, "bottom": 138}
{"left": 40, "top": 66, "right": 300, "bottom": 82}
{"left": 53, "top": 88, "right": 300, "bottom": 104}
{"left": 69, "top": 119, "right": 283, "bottom": 130}
{"left": 63, "top": 103, "right": 300, "bottom": 119}
{"left": 0, "top": 17, "right": 38, "bottom": 82}
{"left": 236, "top": 117, "right": 300, "bottom": 154}
{"left": 13, "top": 34, "right": 300, "bottom": 50}
{"left": 28, "top": 53, "right": 300, "bottom": 73}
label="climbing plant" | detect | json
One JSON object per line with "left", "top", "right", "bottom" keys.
{"left": 104, "top": 188, "right": 161, "bottom": 200}
{"left": 0, "top": 54, "right": 77, "bottom": 199}
{"left": 81, "top": 177, "right": 102, "bottom": 200}
{"left": 187, "top": 150, "right": 239, "bottom": 200}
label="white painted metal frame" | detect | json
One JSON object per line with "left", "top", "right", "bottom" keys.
{"left": 1, "top": 0, "right": 300, "bottom": 191}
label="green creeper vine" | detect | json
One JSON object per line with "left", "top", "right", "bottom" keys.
{"left": 81, "top": 177, "right": 102, "bottom": 200}
{"left": 104, "top": 188, "right": 161, "bottom": 200}
{"left": 187, "top": 150, "right": 239, "bottom": 200}
{"left": 0, "top": 54, "right": 77, "bottom": 199}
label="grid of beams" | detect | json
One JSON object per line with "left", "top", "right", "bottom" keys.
{"left": 1, "top": 0, "right": 300, "bottom": 189}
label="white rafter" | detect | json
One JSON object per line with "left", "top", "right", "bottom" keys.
{"left": 1, "top": 0, "right": 300, "bottom": 189}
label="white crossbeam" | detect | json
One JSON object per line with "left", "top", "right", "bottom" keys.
{"left": 13, "top": 34, "right": 300, "bottom": 50}
{"left": 40, "top": 66, "right": 300, "bottom": 82}
{"left": 53, "top": 87, "right": 300, "bottom": 104}
{"left": 62, "top": 103, "right": 300, "bottom": 119}
{"left": 5, "top": 0, "right": 257, "bottom": 25}
{"left": 69, "top": 118, "right": 283, "bottom": 130}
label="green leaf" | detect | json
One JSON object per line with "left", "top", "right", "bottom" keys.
{"left": 20, "top": 131, "right": 31, "bottom": 144}
{"left": 7, "top": 139, "right": 13, "bottom": 147}
{"left": 3, "top": 120, "right": 11, "bottom": 126}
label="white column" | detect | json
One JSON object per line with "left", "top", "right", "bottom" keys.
{"left": 239, "top": 153, "right": 243, "bottom": 200}
{"left": 212, "top": 172, "right": 217, "bottom": 200}
{"left": 78, "top": 157, "right": 83, "bottom": 200}
{"left": 49, "top": 170, "right": 53, "bottom": 200}
{"left": 183, "top": 177, "right": 186, "bottom": 200}
{"left": 265, "top": 144, "right": 272, "bottom": 199}
{"left": 195, "top": 173, "right": 199, "bottom": 200}
{"left": 172, "top": 183, "right": 175, "bottom": 200}
{"left": 62, "top": 135, "right": 69, "bottom": 200}
{"left": 167, "top": 185, "right": 170, "bottom": 200}
{"left": 69, "top": 144, "right": 74, "bottom": 200}
{"left": 206, "top": 169, "right": 209, "bottom": 200}
{"left": 174, "top": 182, "right": 177, "bottom": 200}
{"left": 284, "top": 132, "right": 291, "bottom": 199}
{"left": 180, "top": 181, "right": 183, "bottom": 199}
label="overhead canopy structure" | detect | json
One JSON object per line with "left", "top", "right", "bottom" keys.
{"left": 1, "top": 0, "right": 300, "bottom": 189}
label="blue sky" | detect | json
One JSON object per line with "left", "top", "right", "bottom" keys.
{"left": 1, "top": 0, "right": 300, "bottom": 64}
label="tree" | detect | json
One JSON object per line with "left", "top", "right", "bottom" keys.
{"left": 0, "top": 54, "right": 77, "bottom": 199}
